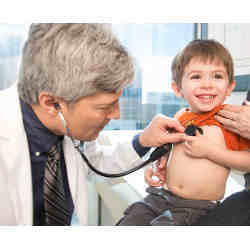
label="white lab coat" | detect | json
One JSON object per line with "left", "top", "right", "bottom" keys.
{"left": 0, "top": 85, "right": 142, "bottom": 225}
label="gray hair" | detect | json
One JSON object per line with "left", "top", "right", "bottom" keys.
{"left": 18, "top": 23, "right": 135, "bottom": 105}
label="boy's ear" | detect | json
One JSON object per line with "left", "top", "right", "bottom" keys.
{"left": 226, "top": 81, "right": 236, "bottom": 96}
{"left": 171, "top": 82, "right": 183, "bottom": 98}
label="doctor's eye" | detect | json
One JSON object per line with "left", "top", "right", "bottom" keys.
{"left": 98, "top": 106, "right": 111, "bottom": 111}
{"left": 97, "top": 105, "right": 115, "bottom": 113}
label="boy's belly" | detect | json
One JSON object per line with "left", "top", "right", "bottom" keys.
{"left": 166, "top": 143, "right": 230, "bottom": 201}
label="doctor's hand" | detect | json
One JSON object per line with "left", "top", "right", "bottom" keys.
{"left": 144, "top": 154, "right": 168, "bottom": 187}
{"left": 215, "top": 104, "right": 250, "bottom": 140}
{"left": 139, "top": 114, "right": 186, "bottom": 148}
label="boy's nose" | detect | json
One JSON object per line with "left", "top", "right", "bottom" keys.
{"left": 201, "top": 77, "right": 213, "bottom": 89}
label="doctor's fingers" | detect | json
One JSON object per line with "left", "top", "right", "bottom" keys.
{"left": 165, "top": 118, "right": 185, "bottom": 133}
{"left": 161, "top": 132, "right": 186, "bottom": 144}
{"left": 152, "top": 114, "right": 185, "bottom": 133}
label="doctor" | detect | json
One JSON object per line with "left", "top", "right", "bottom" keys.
{"left": 0, "top": 23, "right": 185, "bottom": 225}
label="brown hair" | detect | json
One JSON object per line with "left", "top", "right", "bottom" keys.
{"left": 171, "top": 39, "right": 234, "bottom": 87}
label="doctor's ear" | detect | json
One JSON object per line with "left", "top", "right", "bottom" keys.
{"left": 171, "top": 82, "right": 183, "bottom": 98}
{"left": 54, "top": 103, "right": 60, "bottom": 110}
{"left": 38, "top": 92, "right": 61, "bottom": 115}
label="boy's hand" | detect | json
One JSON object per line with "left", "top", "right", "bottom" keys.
{"left": 144, "top": 154, "right": 168, "bottom": 187}
{"left": 183, "top": 132, "right": 217, "bottom": 159}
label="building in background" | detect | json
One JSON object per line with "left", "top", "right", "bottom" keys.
{"left": 0, "top": 24, "right": 28, "bottom": 90}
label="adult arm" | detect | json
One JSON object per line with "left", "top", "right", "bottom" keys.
{"left": 84, "top": 114, "right": 186, "bottom": 174}
{"left": 215, "top": 104, "right": 250, "bottom": 140}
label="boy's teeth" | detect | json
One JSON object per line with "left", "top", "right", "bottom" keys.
{"left": 197, "top": 95, "right": 215, "bottom": 104}
{"left": 199, "top": 95, "right": 213, "bottom": 99}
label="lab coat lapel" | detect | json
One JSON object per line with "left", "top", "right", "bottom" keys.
{"left": 7, "top": 133, "right": 33, "bottom": 225}
{"left": 0, "top": 85, "right": 33, "bottom": 225}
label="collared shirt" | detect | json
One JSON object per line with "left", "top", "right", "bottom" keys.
{"left": 20, "top": 99, "right": 74, "bottom": 225}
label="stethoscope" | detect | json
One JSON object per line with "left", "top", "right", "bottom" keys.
{"left": 56, "top": 104, "right": 200, "bottom": 178}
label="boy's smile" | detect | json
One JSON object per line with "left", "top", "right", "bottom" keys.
{"left": 172, "top": 57, "right": 236, "bottom": 114}
{"left": 195, "top": 94, "right": 217, "bottom": 104}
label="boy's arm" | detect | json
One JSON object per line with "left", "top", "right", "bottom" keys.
{"left": 206, "top": 146, "right": 250, "bottom": 172}
{"left": 183, "top": 125, "right": 250, "bottom": 172}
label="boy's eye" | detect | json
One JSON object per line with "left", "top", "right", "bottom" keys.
{"left": 190, "top": 74, "right": 201, "bottom": 80}
{"left": 214, "top": 73, "right": 223, "bottom": 79}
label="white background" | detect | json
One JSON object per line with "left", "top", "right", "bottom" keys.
{"left": 2, "top": 0, "right": 250, "bottom": 249}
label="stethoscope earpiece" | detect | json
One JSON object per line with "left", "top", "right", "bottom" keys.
{"left": 54, "top": 103, "right": 60, "bottom": 110}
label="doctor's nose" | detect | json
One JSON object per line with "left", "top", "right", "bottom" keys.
{"left": 107, "top": 103, "right": 120, "bottom": 120}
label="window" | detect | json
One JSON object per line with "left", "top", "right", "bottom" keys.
{"left": 105, "top": 23, "right": 196, "bottom": 130}
{"left": 0, "top": 23, "right": 195, "bottom": 127}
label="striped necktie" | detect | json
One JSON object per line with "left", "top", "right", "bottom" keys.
{"left": 44, "top": 142, "right": 71, "bottom": 225}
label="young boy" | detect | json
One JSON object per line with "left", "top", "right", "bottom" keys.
{"left": 117, "top": 39, "right": 250, "bottom": 226}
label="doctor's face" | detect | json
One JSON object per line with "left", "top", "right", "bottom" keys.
{"left": 61, "top": 90, "right": 122, "bottom": 141}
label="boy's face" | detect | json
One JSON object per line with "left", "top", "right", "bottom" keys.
{"left": 172, "top": 57, "right": 236, "bottom": 114}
